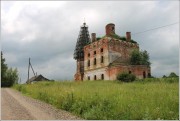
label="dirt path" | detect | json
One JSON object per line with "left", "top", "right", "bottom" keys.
{"left": 1, "top": 88, "right": 82, "bottom": 120}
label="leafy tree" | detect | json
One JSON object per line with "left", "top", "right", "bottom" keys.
{"left": 130, "top": 49, "right": 142, "bottom": 65}
{"left": 6, "top": 68, "right": 19, "bottom": 86}
{"left": 1, "top": 52, "right": 8, "bottom": 81}
{"left": 130, "top": 50, "right": 150, "bottom": 66}
{"left": 117, "top": 72, "right": 136, "bottom": 82}
{"left": 141, "top": 50, "right": 150, "bottom": 65}
{"left": 168, "top": 72, "right": 178, "bottom": 78}
{"left": 1, "top": 51, "right": 19, "bottom": 87}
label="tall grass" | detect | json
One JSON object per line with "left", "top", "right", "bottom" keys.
{"left": 13, "top": 78, "right": 179, "bottom": 120}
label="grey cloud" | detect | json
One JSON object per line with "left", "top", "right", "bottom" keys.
{"left": 1, "top": 1, "right": 179, "bottom": 83}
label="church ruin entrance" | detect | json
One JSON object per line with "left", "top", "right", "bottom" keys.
{"left": 143, "top": 71, "right": 146, "bottom": 78}
{"left": 101, "top": 74, "right": 104, "bottom": 80}
{"left": 94, "top": 75, "right": 97, "bottom": 80}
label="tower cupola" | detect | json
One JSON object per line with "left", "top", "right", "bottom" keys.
{"left": 74, "top": 23, "right": 91, "bottom": 60}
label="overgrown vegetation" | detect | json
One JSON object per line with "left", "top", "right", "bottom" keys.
{"left": 1, "top": 51, "right": 19, "bottom": 87}
{"left": 130, "top": 49, "right": 151, "bottom": 66}
{"left": 117, "top": 72, "right": 136, "bottom": 82}
{"left": 13, "top": 78, "right": 179, "bottom": 120}
{"left": 99, "top": 34, "right": 137, "bottom": 43}
{"left": 96, "top": 37, "right": 102, "bottom": 40}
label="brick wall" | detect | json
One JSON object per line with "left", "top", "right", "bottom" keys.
{"left": 76, "top": 23, "right": 151, "bottom": 81}
{"left": 83, "top": 36, "right": 150, "bottom": 81}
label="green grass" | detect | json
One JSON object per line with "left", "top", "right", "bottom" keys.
{"left": 13, "top": 78, "right": 179, "bottom": 120}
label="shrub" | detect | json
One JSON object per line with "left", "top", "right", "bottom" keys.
{"left": 131, "top": 39, "right": 137, "bottom": 43}
{"left": 96, "top": 37, "right": 101, "bottom": 40}
{"left": 117, "top": 72, "right": 136, "bottom": 82}
{"left": 119, "top": 36, "right": 126, "bottom": 41}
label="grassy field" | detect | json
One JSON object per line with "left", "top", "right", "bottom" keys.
{"left": 13, "top": 78, "right": 179, "bottom": 120}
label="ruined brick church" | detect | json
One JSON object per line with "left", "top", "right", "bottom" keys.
{"left": 74, "top": 23, "right": 151, "bottom": 81}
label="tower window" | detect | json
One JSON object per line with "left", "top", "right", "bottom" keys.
{"left": 129, "top": 71, "right": 131, "bottom": 74}
{"left": 101, "top": 56, "right": 104, "bottom": 63}
{"left": 94, "top": 58, "right": 96, "bottom": 65}
{"left": 94, "top": 75, "right": 96, "bottom": 80}
{"left": 101, "top": 48, "right": 103, "bottom": 53}
{"left": 101, "top": 74, "right": 104, "bottom": 80}
{"left": 88, "top": 60, "right": 90, "bottom": 67}
{"left": 88, "top": 53, "right": 90, "bottom": 57}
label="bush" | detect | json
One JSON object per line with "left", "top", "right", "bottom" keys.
{"left": 117, "top": 72, "right": 136, "bottom": 82}
{"left": 96, "top": 37, "right": 101, "bottom": 40}
{"left": 131, "top": 39, "right": 137, "bottom": 43}
{"left": 119, "top": 36, "right": 126, "bottom": 41}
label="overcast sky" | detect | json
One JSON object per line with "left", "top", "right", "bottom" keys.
{"left": 1, "top": 1, "right": 179, "bottom": 83}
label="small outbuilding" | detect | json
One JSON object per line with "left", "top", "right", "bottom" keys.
{"left": 26, "top": 74, "right": 50, "bottom": 84}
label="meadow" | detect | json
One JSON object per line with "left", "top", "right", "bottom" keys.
{"left": 13, "top": 78, "right": 179, "bottom": 120}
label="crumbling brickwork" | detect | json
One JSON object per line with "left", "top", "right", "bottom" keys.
{"left": 74, "top": 23, "right": 151, "bottom": 81}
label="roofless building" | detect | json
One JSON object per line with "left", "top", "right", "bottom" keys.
{"left": 74, "top": 23, "right": 151, "bottom": 81}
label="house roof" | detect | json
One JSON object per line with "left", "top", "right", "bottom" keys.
{"left": 26, "top": 74, "right": 49, "bottom": 84}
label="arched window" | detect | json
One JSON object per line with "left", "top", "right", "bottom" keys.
{"left": 101, "top": 56, "right": 104, "bottom": 63}
{"left": 94, "top": 51, "right": 96, "bottom": 55}
{"left": 101, "top": 48, "right": 103, "bottom": 53}
{"left": 88, "top": 60, "right": 90, "bottom": 67}
{"left": 94, "top": 58, "right": 96, "bottom": 65}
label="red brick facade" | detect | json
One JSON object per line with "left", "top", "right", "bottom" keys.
{"left": 74, "top": 23, "right": 151, "bottom": 81}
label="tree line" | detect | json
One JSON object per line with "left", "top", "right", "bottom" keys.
{"left": 1, "top": 52, "right": 19, "bottom": 87}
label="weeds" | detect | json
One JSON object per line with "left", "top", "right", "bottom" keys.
{"left": 13, "top": 78, "right": 179, "bottom": 120}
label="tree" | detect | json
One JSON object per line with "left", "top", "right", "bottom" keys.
{"left": 1, "top": 51, "right": 19, "bottom": 87}
{"left": 130, "top": 50, "right": 151, "bottom": 66}
{"left": 169, "top": 72, "right": 178, "bottom": 78}
{"left": 130, "top": 49, "right": 142, "bottom": 65}
{"left": 1, "top": 52, "right": 8, "bottom": 81}
{"left": 6, "top": 68, "right": 19, "bottom": 86}
{"left": 141, "top": 50, "right": 150, "bottom": 66}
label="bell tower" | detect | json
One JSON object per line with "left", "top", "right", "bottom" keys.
{"left": 74, "top": 22, "right": 91, "bottom": 81}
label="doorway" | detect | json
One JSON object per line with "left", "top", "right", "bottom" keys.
{"left": 143, "top": 71, "right": 146, "bottom": 78}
